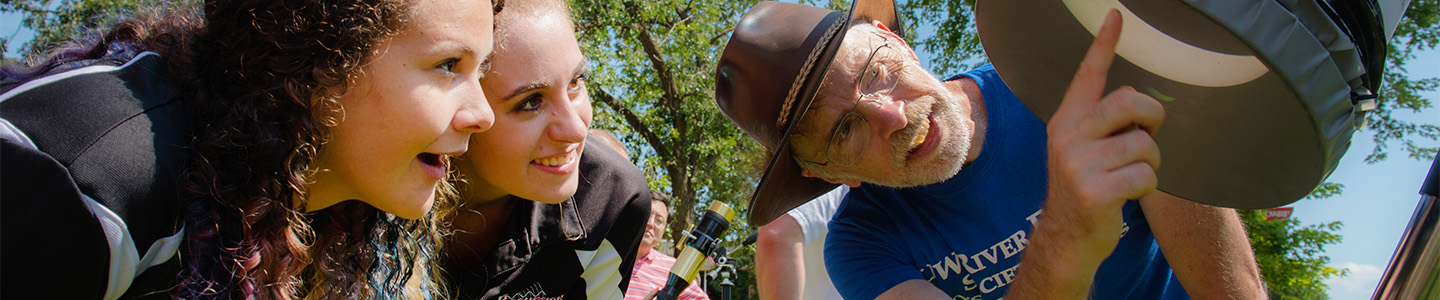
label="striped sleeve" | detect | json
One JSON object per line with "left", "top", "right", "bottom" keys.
{"left": 624, "top": 253, "right": 669, "bottom": 299}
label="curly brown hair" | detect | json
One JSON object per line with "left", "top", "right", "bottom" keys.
{"left": 3, "top": 0, "right": 510, "bottom": 298}
{"left": 175, "top": 0, "right": 435, "bottom": 298}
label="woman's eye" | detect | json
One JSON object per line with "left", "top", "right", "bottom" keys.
{"left": 516, "top": 94, "right": 543, "bottom": 111}
{"left": 570, "top": 73, "right": 587, "bottom": 90}
{"left": 437, "top": 58, "right": 460, "bottom": 72}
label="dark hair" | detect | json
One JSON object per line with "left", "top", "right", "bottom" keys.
{"left": 177, "top": 0, "right": 430, "bottom": 298}
{"left": 1, "top": 0, "right": 515, "bottom": 298}
{"left": 650, "top": 190, "right": 671, "bottom": 207}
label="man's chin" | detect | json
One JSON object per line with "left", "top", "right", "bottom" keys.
{"left": 857, "top": 164, "right": 951, "bottom": 188}
{"left": 871, "top": 164, "right": 962, "bottom": 188}
{"left": 873, "top": 141, "right": 969, "bottom": 188}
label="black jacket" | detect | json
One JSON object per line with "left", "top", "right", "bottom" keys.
{"left": 0, "top": 52, "right": 187, "bottom": 299}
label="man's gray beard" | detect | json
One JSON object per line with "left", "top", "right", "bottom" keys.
{"left": 865, "top": 88, "right": 974, "bottom": 188}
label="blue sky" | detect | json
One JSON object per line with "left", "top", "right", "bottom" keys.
{"left": 2, "top": 12, "right": 25, "bottom": 60}
{"left": 1296, "top": 54, "right": 1439, "bottom": 299}
{"left": 3, "top": 5, "right": 1437, "bottom": 299}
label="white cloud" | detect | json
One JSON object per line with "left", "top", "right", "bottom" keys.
{"left": 1327, "top": 262, "right": 1385, "bottom": 297}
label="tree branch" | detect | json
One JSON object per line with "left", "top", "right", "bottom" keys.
{"left": 591, "top": 88, "right": 674, "bottom": 163}
{"left": 708, "top": 26, "right": 736, "bottom": 46}
{"left": 623, "top": 0, "right": 691, "bottom": 166}
{"left": 623, "top": 0, "right": 682, "bottom": 112}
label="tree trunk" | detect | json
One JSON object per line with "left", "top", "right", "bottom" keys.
{"left": 667, "top": 164, "right": 696, "bottom": 254}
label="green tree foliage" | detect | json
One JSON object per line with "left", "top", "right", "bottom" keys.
{"left": 1241, "top": 209, "right": 1347, "bottom": 300}
{"left": 1369, "top": 0, "right": 1440, "bottom": 163}
{"left": 570, "top": 1, "right": 765, "bottom": 297}
{"left": 1238, "top": 182, "right": 1349, "bottom": 300}
{"left": 893, "top": 0, "right": 985, "bottom": 76}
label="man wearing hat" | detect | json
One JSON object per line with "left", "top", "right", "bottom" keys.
{"left": 716, "top": 1, "right": 1265, "bottom": 299}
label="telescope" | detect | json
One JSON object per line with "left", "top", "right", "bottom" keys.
{"left": 1372, "top": 157, "right": 1440, "bottom": 299}
{"left": 654, "top": 201, "right": 736, "bottom": 300}
{"left": 977, "top": 0, "right": 1409, "bottom": 208}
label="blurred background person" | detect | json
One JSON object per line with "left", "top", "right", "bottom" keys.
{"left": 591, "top": 128, "right": 632, "bottom": 160}
{"left": 626, "top": 191, "right": 711, "bottom": 300}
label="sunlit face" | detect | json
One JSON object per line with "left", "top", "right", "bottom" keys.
{"left": 790, "top": 23, "right": 974, "bottom": 188}
{"left": 458, "top": 11, "right": 593, "bottom": 204}
{"left": 640, "top": 200, "right": 669, "bottom": 253}
{"left": 307, "top": 0, "right": 496, "bottom": 219}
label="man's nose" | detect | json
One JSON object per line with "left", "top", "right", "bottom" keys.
{"left": 856, "top": 96, "right": 908, "bottom": 135}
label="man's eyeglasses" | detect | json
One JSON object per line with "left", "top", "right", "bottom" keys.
{"left": 805, "top": 42, "right": 899, "bottom": 167}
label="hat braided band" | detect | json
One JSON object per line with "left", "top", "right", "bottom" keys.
{"left": 777, "top": 19, "right": 847, "bottom": 129}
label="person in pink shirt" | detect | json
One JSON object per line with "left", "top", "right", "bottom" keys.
{"left": 626, "top": 191, "right": 711, "bottom": 300}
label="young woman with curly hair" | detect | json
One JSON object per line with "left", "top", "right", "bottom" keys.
{"left": 0, "top": 0, "right": 500, "bottom": 298}
{"left": 442, "top": 0, "right": 653, "bottom": 298}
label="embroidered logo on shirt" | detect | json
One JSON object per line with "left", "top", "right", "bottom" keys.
{"left": 498, "top": 283, "right": 563, "bottom": 300}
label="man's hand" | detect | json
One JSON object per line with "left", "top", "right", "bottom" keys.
{"left": 1044, "top": 5, "right": 1166, "bottom": 266}
{"left": 1008, "top": 9, "right": 1166, "bottom": 299}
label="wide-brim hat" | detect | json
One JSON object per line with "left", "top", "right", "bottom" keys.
{"left": 975, "top": 0, "right": 1386, "bottom": 208}
{"left": 715, "top": 0, "right": 904, "bottom": 226}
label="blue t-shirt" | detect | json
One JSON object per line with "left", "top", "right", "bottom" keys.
{"left": 824, "top": 65, "right": 1187, "bottom": 300}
